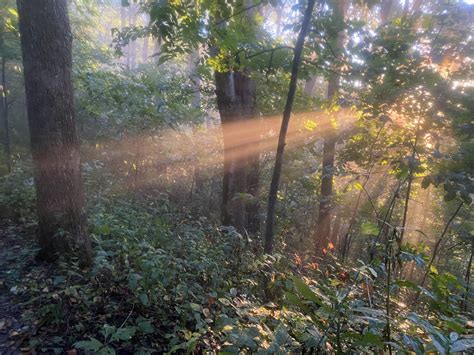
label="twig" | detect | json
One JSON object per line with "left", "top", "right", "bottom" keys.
{"left": 419, "top": 201, "right": 464, "bottom": 288}
{"left": 214, "top": 1, "right": 263, "bottom": 26}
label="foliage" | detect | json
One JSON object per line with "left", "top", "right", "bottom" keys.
{"left": 0, "top": 161, "right": 35, "bottom": 221}
{"left": 0, "top": 0, "right": 473, "bottom": 353}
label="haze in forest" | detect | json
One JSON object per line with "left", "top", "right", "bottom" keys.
{"left": 0, "top": 0, "right": 472, "bottom": 353}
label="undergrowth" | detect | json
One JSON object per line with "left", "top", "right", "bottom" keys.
{"left": 0, "top": 164, "right": 472, "bottom": 354}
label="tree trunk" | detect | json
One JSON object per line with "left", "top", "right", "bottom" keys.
{"left": 142, "top": 36, "right": 149, "bottom": 64}
{"left": 304, "top": 75, "right": 317, "bottom": 96}
{"left": 188, "top": 51, "right": 206, "bottom": 204}
{"left": 399, "top": 129, "right": 419, "bottom": 247}
{"left": 315, "top": 0, "right": 346, "bottom": 252}
{"left": 215, "top": 70, "right": 256, "bottom": 232}
{"left": 129, "top": 3, "right": 137, "bottom": 69}
{"left": 380, "top": 0, "right": 394, "bottom": 24}
{"left": 120, "top": 1, "right": 129, "bottom": 70}
{"left": 316, "top": 127, "right": 336, "bottom": 250}
{"left": 142, "top": 13, "right": 150, "bottom": 64}
{"left": 461, "top": 239, "right": 473, "bottom": 312}
{"left": 264, "top": 0, "right": 316, "bottom": 254}
{"left": 0, "top": 55, "right": 11, "bottom": 172}
{"left": 419, "top": 202, "right": 464, "bottom": 288}
{"left": 246, "top": 148, "right": 260, "bottom": 233}
{"left": 17, "top": 0, "right": 92, "bottom": 266}
{"left": 153, "top": 37, "right": 161, "bottom": 63}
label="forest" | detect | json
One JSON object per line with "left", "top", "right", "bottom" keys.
{"left": 0, "top": 0, "right": 473, "bottom": 353}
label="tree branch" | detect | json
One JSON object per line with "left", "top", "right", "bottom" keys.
{"left": 214, "top": 1, "right": 263, "bottom": 26}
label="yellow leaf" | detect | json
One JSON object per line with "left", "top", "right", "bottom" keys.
{"left": 304, "top": 119, "right": 317, "bottom": 131}
{"left": 8, "top": 8, "right": 18, "bottom": 17}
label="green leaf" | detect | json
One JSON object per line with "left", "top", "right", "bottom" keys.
{"left": 355, "top": 333, "right": 384, "bottom": 347}
{"left": 137, "top": 319, "right": 154, "bottom": 334}
{"left": 292, "top": 277, "right": 322, "bottom": 306}
{"left": 189, "top": 303, "right": 202, "bottom": 311}
{"left": 284, "top": 291, "right": 309, "bottom": 313}
{"left": 111, "top": 326, "right": 137, "bottom": 341}
{"left": 361, "top": 222, "right": 379, "bottom": 236}
{"left": 128, "top": 273, "right": 141, "bottom": 290}
{"left": 218, "top": 298, "right": 231, "bottom": 306}
{"left": 74, "top": 338, "right": 103, "bottom": 352}
{"left": 139, "top": 293, "right": 149, "bottom": 306}
{"left": 395, "top": 280, "right": 419, "bottom": 290}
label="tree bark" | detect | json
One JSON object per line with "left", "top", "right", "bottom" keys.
{"left": 129, "top": 3, "right": 137, "bottom": 69}
{"left": 315, "top": 0, "right": 346, "bottom": 252}
{"left": 304, "top": 75, "right": 318, "bottom": 96}
{"left": 17, "top": 0, "right": 92, "bottom": 266}
{"left": 142, "top": 12, "right": 150, "bottom": 64}
{"left": 215, "top": 70, "right": 256, "bottom": 232}
{"left": 380, "top": 0, "right": 394, "bottom": 24}
{"left": 461, "top": 239, "right": 473, "bottom": 312}
{"left": 0, "top": 55, "right": 11, "bottom": 172}
{"left": 398, "top": 128, "right": 420, "bottom": 247}
{"left": 120, "top": 1, "right": 130, "bottom": 69}
{"left": 264, "top": 0, "right": 316, "bottom": 254}
{"left": 246, "top": 150, "right": 260, "bottom": 233}
{"left": 142, "top": 36, "right": 149, "bottom": 64}
{"left": 153, "top": 37, "right": 161, "bottom": 63}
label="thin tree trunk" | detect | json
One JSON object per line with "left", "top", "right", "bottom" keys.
{"left": 142, "top": 36, "right": 149, "bottom": 63}
{"left": 276, "top": 4, "right": 283, "bottom": 36}
{"left": 153, "top": 37, "right": 161, "bottom": 63}
{"left": 264, "top": 0, "right": 316, "bottom": 254}
{"left": 408, "top": 186, "right": 431, "bottom": 280}
{"left": 17, "top": 0, "right": 92, "bottom": 266}
{"left": 399, "top": 129, "right": 419, "bottom": 247}
{"left": 304, "top": 75, "right": 317, "bottom": 96}
{"left": 419, "top": 202, "right": 464, "bottom": 288}
{"left": 0, "top": 56, "right": 11, "bottom": 172}
{"left": 142, "top": 13, "right": 150, "bottom": 64}
{"left": 330, "top": 210, "right": 342, "bottom": 246}
{"left": 120, "top": 1, "right": 129, "bottom": 69}
{"left": 461, "top": 239, "right": 473, "bottom": 311}
{"left": 188, "top": 51, "right": 206, "bottom": 204}
{"left": 246, "top": 149, "right": 260, "bottom": 233}
{"left": 129, "top": 3, "right": 137, "bottom": 69}
{"left": 380, "top": 0, "right": 393, "bottom": 24}
{"left": 315, "top": 0, "right": 346, "bottom": 252}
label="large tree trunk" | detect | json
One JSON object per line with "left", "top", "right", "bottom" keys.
{"left": 315, "top": 0, "right": 346, "bottom": 252}
{"left": 264, "top": 0, "right": 316, "bottom": 254}
{"left": 215, "top": 70, "right": 256, "bottom": 232}
{"left": 17, "top": 0, "right": 92, "bottom": 266}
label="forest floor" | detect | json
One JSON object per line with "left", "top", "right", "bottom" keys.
{"left": 0, "top": 221, "right": 48, "bottom": 354}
